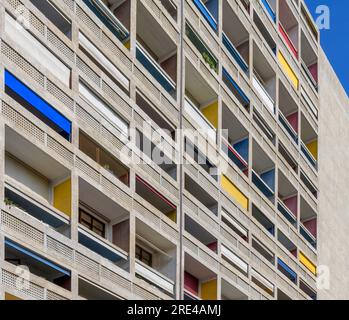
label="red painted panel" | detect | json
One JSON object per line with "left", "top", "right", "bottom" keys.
{"left": 304, "top": 218, "right": 317, "bottom": 237}
{"left": 284, "top": 196, "right": 297, "bottom": 217}
{"left": 308, "top": 63, "right": 318, "bottom": 83}
{"left": 207, "top": 241, "right": 217, "bottom": 252}
{"left": 184, "top": 272, "right": 199, "bottom": 296}
{"left": 279, "top": 23, "right": 298, "bottom": 59}
{"left": 286, "top": 112, "right": 298, "bottom": 133}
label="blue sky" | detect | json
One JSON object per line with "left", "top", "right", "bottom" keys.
{"left": 305, "top": 0, "right": 349, "bottom": 96}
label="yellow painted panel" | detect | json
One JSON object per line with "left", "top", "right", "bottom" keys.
{"left": 300, "top": 252, "right": 317, "bottom": 275}
{"left": 221, "top": 175, "right": 249, "bottom": 211}
{"left": 166, "top": 210, "right": 177, "bottom": 223}
{"left": 200, "top": 279, "right": 217, "bottom": 300}
{"left": 306, "top": 140, "right": 318, "bottom": 160}
{"left": 54, "top": 178, "right": 72, "bottom": 217}
{"left": 278, "top": 51, "right": 299, "bottom": 89}
{"left": 201, "top": 101, "right": 218, "bottom": 129}
{"left": 5, "top": 292, "right": 21, "bottom": 300}
{"left": 124, "top": 40, "right": 130, "bottom": 50}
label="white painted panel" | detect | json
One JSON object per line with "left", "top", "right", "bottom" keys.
{"left": 221, "top": 245, "right": 248, "bottom": 273}
{"left": 253, "top": 76, "right": 275, "bottom": 114}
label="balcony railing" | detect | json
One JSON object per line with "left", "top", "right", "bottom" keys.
{"left": 252, "top": 170, "right": 275, "bottom": 199}
{"left": 223, "top": 68, "right": 250, "bottom": 109}
{"left": 222, "top": 33, "right": 249, "bottom": 74}
{"left": 301, "top": 141, "right": 318, "bottom": 170}
{"left": 277, "top": 199, "right": 297, "bottom": 227}
{"left": 184, "top": 98, "right": 217, "bottom": 143}
{"left": 279, "top": 112, "right": 298, "bottom": 144}
{"left": 184, "top": 289, "right": 201, "bottom": 300}
{"left": 300, "top": 223, "right": 317, "bottom": 249}
{"left": 135, "top": 260, "right": 174, "bottom": 294}
{"left": 193, "top": 0, "right": 218, "bottom": 31}
{"left": 252, "top": 74, "right": 275, "bottom": 114}
{"left": 82, "top": 0, "right": 129, "bottom": 42}
{"left": 136, "top": 42, "right": 176, "bottom": 94}
{"left": 278, "top": 258, "right": 297, "bottom": 284}
{"left": 279, "top": 22, "right": 298, "bottom": 59}
{"left": 222, "top": 137, "right": 248, "bottom": 172}
{"left": 261, "top": 0, "right": 276, "bottom": 23}
{"left": 301, "top": 60, "right": 318, "bottom": 91}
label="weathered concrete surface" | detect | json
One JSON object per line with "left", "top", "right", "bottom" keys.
{"left": 318, "top": 49, "right": 349, "bottom": 300}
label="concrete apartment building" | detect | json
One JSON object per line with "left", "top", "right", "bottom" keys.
{"left": 0, "top": 0, "right": 347, "bottom": 300}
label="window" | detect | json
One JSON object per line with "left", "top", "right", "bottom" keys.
{"left": 136, "top": 245, "right": 152, "bottom": 267}
{"left": 79, "top": 208, "right": 106, "bottom": 238}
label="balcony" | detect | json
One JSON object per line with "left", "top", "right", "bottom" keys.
{"left": 221, "top": 175, "right": 249, "bottom": 211}
{"left": 252, "top": 141, "right": 275, "bottom": 202}
{"left": 300, "top": 170, "right": 318, "bottom": 199}
{"left": 277, "top": 230, "right": 297, "bottom": 258}
{"left": 223, "top": 34, "right": 248, "bottom": 75}
{"left": 279, "top": 143, "right": 298, "bottom": 173}
{"left": 184, "top": 253, "right": 217, "bottom": 300}
{"left": 277, "top": 258, "right": 297, "bottom": 284}
{"left": 78, "top": 277, "right": 121, "bottom": 300}
{"left": 252, "top": 237, "right": 275, "bottom": 265}
{"left": 160, "top": 0, "right": 178, "bottom": 21}
{"left": 278, "top": 200, "right": 297, "bottom": 227}
{"left": 301, "top": 114, "right": 318, "bottom": 170}
{"left": 300, "top": 197, "right": 317, "bottom": 248}
{"left": 223, "top": 68, "right": 250, "bottom": 110}
{"left": 278, "top": 51, "right": 299, "bottom": 89}
{"left": 253, "top": 10, "right": 276, "bottom": 54}
{"left": 261, "top": 0, "right": 276, "bottom": 23}
{"left": 221, "top": 208, "right": 249, "bottom": 241}
{"left": 300, "top": 280, "right": 317, "bottom": 300}
{"left": 135, "top": 218, "right": 176, "bottom": 295}
{"left": 279, "top": 0, "right": 299, "bottom": 59}
{"left": 186, "top": 23, "right": 218, "bottom": 73}
{"left": 5, "top": 71, "right": 72, "bottom": 141}
{"left": 252, "top": 204, "right": 275, "bottom": 236}
{"left": 137, "top": 1, "right": 177, "bottom": 97}
{"left": 221, "top": 279, "right": 248, "bottom": 300}
{"left": 82, "top": 0, "right": 130, "bottom": 43}
{"left": 251, "top": 268, "right": 274, "bottom": 296}
{"left": 253, "top": 109, "right": 276, "bottom": 145}
{"left": 253, "top": 43, "right": 276, "bottom": 114}
{"left": 193, "top": 0, "right": 218, "bottom": 31}
{"left": 301, "top": 29, "right": 318, "bottom": 91}
{"left": 221, "top": 245, "right": 248, "bottom": 275}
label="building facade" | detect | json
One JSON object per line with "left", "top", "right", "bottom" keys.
{"left": 0, "top": 0, "right": 345, "bottom": 300}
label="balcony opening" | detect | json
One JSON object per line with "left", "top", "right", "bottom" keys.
{"left": 185, "top": 215, "right": 217, "bottom": 253}
{"left": 30, "top": 0, "right": 72, "bottom": 39}
{"left": 78, "top": 277, "right": 121, "bottom": 300}
{"left": 252, "top": 237, "right": 275, "bottom": 265}
{"left": 4, "top": 187, "right": 70, "bottom": 237}
{"left": 78, "top": 33, "right": 130, "bottom": 93}
{"left": 301, "top": 113, "right": 318, "bottom": 170}
{"left": 279, "top": 143, "right": 298, "bottom": 173}
{"left": 82, "top": 0, "right": 130, "bottom": 44}
{"left": 221, "top": 279, "right": 248, "bottom": 300}
{"left": 279, "top": 80, "right": 299, "bottom": 144}
{"left": 78, "top": 178, "right": 130, "bottom": 268}
{"left": 300, "top": 251, "right": 316, "bottom": 275}
{"left": 160, "top": 0, "right": 178, "bottom": 21}
{"left": 186, "top": 22, "right": 218, "bottom": 73}
{"left": 79, "top": 131, "right": 130, "bottom": 186}
{"left": 221, "top": 208, "right": 249, "bottom": 242}
{"left": 278, "top": 170, "right": 298, "bottom": 228}
{"left": 185, "top": 138, "right": 218, "bottom": 181}
{"left": 222, "top": 2, "right": 249, "bottom": 74}
{"left": 4, "top": 13, "right": 71, "bottom": 87}
{"left": 184, "top": 253, "right": 217, "bottom": 300}
{"left": 221, "top": 245, "right": 248, "bottom": 276}
{"left": 5, "top": 71, "right": 72, "bottom": 141}
{"left": 136, "top": 130, "right": 177, "bottom": 181}
{"left": 136, "top": 175, "right": 177, "bottom": 222}
{"left": 253, "top": 10, "right": 276, "bottom": 53}
{"left": 301, "top": 4, "right": 319, "bottom": 42}
{"left": 221, "top": 175, "right": 249, "bottom": 212}
{"left": 185, "top": 59, "right": 218, "bottom": 143}
{"left": 279, "top": 0, "right": 299, "bottom": 59}
{"left": 251, "top": 268, "right": 274, "bottom": 296}
{"left": 136, "top": 92, "right": 176, "bottom": 141}
{"left": 5, "top": 239, "right": 71, "bottom": 290}
{"left": 221, "top": 104, "right": 249, "bottom": 175}
{"left": 252, "top": 141, "right": 275, "bottom": 202}
{"left": 5, "top": 127, "right": 72, "bottom": 218}
{"left": 252, "top": 204, "right": 275, "bottom": 236}
{"left": 277, "top": 288, "right": 292, "bottom": 300}
{"left": 135, "top": 218, "right": 176, "bottom": 296}
{"left": 5, "top": 293, "right": 22, "bottom": 300}
{"left": 223, "top": 68, "right": 250, "bottom": 111}
{"left": 300, "top": 279, "right": 317, "bottom": 300}
{"left": 192, "top": 0, "right": 219, "bottom": 32}
{"left": 301, "top": 30, "right": 318, "bottom": 90}
{"left": 137, "top": 1, "right": 177, "bottom": 97}
{"left": 253, "top": 43, "right": 276, "bottom": 114}
{"left": 261, "top": 0, "right": 276, "bottom": 23}
{"left": 253, "top": 110, "right": 276, "bottom": 145}
{"left": 300, "top": 170, "right": 318, "bottom": 199}
{"left": 300, "top": 197, "right": 317, "bottom": 249}
{"left": 277, "top": 258, "right": 297, "bottom": 284}
{"left": 185, "top": 174, "right": 218, "bottom": 215}
{"left": 277, "top": 229, "right": 297, "bottom": 258}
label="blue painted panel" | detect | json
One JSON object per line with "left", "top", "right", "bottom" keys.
{"left": 5, "top": 71, "right": 71, "bottom": 138}
{"left": 193, "top": 0, "right": 218, "bottom": 31}
{"left": 5, "top": 239, "right": 71, "bottom": 276}
{"left": 260, "top": 169, "right": 275, "bottom": 191}
{"left": 223, "top": 68, "right": 250, "bottom": 107}
{"left": 278, "top": 258, "right": 297, "bottom": 282}
{"left": 233, "top": 139, "right": 249, "bottom": 162}
{"left": 205, "top": 0, "right": 218, "bottom": 21}
{"left": 223, "top": 34, "right": 249, "bottom": 74}
{"left": 261, "top": 0, "right": 276, "bottom": 23}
